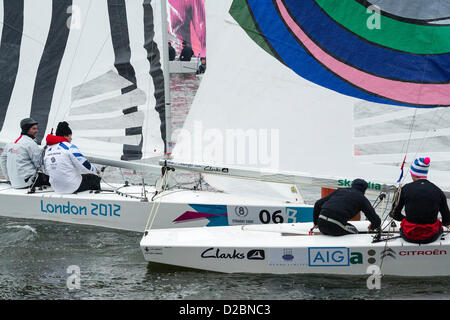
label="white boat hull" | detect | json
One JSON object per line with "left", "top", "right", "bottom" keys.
{"left": 0, "top": 183, "right": 313, "bottom": 232}
{"left": 169, "top": 60, "right": 199, "bottom": 73}
{"left": 140, "top": 221, "right": 450, "bottom": 276}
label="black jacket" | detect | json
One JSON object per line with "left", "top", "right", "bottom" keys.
{"left": 196, "top": 64, "right": 206, "bottom": 74}
{"left": 313, "top": 179, "right": 381, "bottom": 228}
{"left": 180, "top": 46, "right": 194, "bottom": 61}
{"left": 392, "top": 179, "right": 450, "bottom": 225}
{"left": 169, "top": 46, "right": 176, "bottom": 61}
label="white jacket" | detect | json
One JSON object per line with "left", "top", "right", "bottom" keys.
{"left": 0, "top": 135, "right": 43, "bottom": 188}
{"left": 44, "top": 141, "right": 98, "bottom": 194}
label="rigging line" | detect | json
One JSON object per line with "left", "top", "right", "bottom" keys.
{"left": 396, "top": 2, "right": 442, "bottom": 185}
{"left": 0, "top": 186, "right": 12, "bottom": 192}
{"left": 52, "top": 0, "right": 94, "bottom": 130}
{"left": 59, "top": 34, "right": 112, "bottom": 123}
{"left": 400, "top": 108, "right": 448, "bottom": 185}
{"left": 144, "top": 168, "right": 172, "bottom": 232}
{"left": 144, "top": 169, "right": 169, "bottom": 230}
{"left": 0, "top": 20, "right": 45, "bottom": 47}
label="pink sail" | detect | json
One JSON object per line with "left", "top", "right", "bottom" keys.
{"left": 168, "top": 0, "right": 206, "bottom": 57}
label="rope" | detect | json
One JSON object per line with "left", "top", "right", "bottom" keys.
{"left": 396, "top": 0, "right": 447, "bottom": 186}
{"left": 144, "top": 168, "right": 173, "bottom": 233}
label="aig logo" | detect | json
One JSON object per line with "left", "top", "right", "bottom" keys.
{"left": 308, "top": 247, "right": 349, "bottom": 266}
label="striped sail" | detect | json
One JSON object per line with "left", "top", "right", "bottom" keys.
{"left": 0, "top": 0, "right": 167, "bottom": 161}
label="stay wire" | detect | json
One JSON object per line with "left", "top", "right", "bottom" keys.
{"left": 144, "top": 168, "right": 173, "bottom": 233}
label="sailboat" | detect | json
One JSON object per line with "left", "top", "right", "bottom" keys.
{"left": 0, "top": 0, "right": 312, "bottom": 232}
{"left": 140, "top": 0, "right": 450, "bottom": 275}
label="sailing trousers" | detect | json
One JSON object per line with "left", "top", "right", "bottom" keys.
{"left": 32, "top": 172, "right": 50, "bottom": 188}
{"left": 75, "top": 174, "right": 101, "bottom": 193}
{"left": 318, "top": 215, "right": 358, "bottom": 236}
{"left": 400, "top": 228, "right": 443, "bottom": 244}
{"left": 23, "top": 172, "right": 50, "bottom": 189}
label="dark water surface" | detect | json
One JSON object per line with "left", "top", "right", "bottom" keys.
{"left": 2, "top": 74, "right": 450, "bottom": 300}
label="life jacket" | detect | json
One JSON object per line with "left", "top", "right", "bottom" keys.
{"left": 400, "top": 219, "right": 443, "bottom": 241}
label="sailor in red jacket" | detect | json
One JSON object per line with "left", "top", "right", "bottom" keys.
{"left": 391, "top": 157, "right": 450, "bottom": 244}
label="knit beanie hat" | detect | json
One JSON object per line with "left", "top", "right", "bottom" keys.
{"left": 351, "top": 178, "right": 368, "bottom": 193}
{"left": 410, "top": 157, "right": 430, "bottom": 178}
{"left": 20, "top": 117, "right": 38, "bottom": 135}
{"left": 55, "top": 121, "right": 72, "bottom": 137}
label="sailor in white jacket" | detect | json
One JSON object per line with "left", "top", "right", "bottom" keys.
{"left": 0, "top": 118, "right": 49, "bottom": 189}
{"left": 44, "top": 122, "right": 101, "bottom": 194}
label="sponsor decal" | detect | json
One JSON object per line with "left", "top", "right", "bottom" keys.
{"left": 203, "top": 166, "right": 229, "bottom": 173}
{"left": 381, "top": 248, "right": 396, "bottom": 259}
{"left": 282, "top": 249, "right": 294, "bottom": 261}
{"left": 173, "top": 204, "right": 228, "bottom": 227}
{"left": 308, "top": 247, "right": 363, "bottom": 267}
{"left": 338, "top": 178, "right": 381, "bottom": 190}
{"left": 268, "top": 248, "right": 308, "bottom": 266}
{"left": 399, "top": 249, "right": 447, "bottom": 256}
{"left": 235, "top": 206, "right": 248, "bottom": 218}
{"left": 228, "top": 206, "right": 314, "bottom": 225}
{"left": 247, "top": 249, "right": 265, "bottom": 260}
{"left": 144, "top": 247, "right": 163, "bottom": 255}
{"left": 201, "top": 248, "right": 245, "bottom": 260}
{"left": 200, "top": 248, "right": 265, "bottom": 260}
{"left": 40, "top": 200, "right": 121, "bottom": 217}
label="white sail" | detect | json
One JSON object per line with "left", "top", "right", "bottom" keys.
{"left": 171, "top": 0, "right": 450, "bottom": 192}
{"left": 0, "top": 0, "right": 167, "bottom": 162}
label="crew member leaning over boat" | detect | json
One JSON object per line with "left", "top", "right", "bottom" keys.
{"left": 313, "top": 179, "right": 381, "bottom": 236}
{"left": 391, "top": 157, "right": 450, "bottom": 244}
{"left": 44, "top": 121, "right": 101, "bottom": 194}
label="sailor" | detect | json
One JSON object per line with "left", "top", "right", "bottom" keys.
{"left": 43, "top": 121, "right": 101, "bottom": 194}
{"left": 313, "top": 179, "right": 381, "bottom": 236}
{"left": 391, "top": 157, "right": 450, "bottom": 244}
{"left": 168, "top": 41, "right": 176, "bottom": 61}
{"left": 179, "top": 41, "right": 194, "bottom": 61}
{"left": 196, "top": 57, "right": 206, "bottom": 74}
{"left": 0, "top": 118, "right": 50, "bottom": 189}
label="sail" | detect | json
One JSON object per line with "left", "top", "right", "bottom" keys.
{"left": 0, "top": 0, "right": 167, "bottom": 161}
{"left": 168, "top": 0, "right": 206, "bottom": 57}
{"left": 171, "top": 0, "right": 450, "bottom": 191}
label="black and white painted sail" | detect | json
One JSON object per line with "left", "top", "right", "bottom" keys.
{"left": 0, "top": 0, "right": 166, "bottom": 161}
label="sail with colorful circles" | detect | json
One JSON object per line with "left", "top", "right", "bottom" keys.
{"left": 171, "top": 0, "right": 450, "bottom": 192}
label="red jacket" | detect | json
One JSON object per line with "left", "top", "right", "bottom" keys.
{"left": 46, "top": 134, "right": 68, "bottom": 146}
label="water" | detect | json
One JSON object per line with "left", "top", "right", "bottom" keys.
{"left": 2, "top": 216, "right": 450, "bottom": 300}
{"left": 1, "top": 74, "right": 450, "bottom": 300}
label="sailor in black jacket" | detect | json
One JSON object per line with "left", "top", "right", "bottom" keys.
{"left": 391, "top": 157, "right": 450, "bottom": 244}
{"left": 313, "top": 179, "right": 381, "bottom": 236}
{"left": 179, "top": 41, "right": 194, "bottom": 61}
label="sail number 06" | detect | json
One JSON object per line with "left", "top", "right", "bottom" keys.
{"left": 259, "top": 209, "right": 284, "bottom": 224}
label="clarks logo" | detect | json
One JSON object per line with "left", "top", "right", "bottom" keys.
{"left": 247, "top": 249, "right": 265, "bottom": 260}
{"left": 201, "top": 248, "right": 245, "bottom": 259}
{"left": 200, "top": 248, "right": 265, "bottom": 260}
{"left": 204, "top": 166, "right": 229, "bottom": 173}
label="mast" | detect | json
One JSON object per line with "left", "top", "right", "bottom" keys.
{"left": 160, "top": 0, "right": 172, "bottom": 156}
